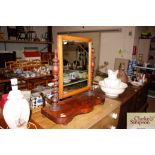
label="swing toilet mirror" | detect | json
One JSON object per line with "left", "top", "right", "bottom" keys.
{"left": 57, "top": 35, "right": 92, "bottom": 99}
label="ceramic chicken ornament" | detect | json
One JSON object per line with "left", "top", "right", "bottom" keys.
{"left": 3, "top": 78, "right": 30, "bottom": 129}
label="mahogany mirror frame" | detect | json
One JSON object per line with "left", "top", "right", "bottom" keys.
{"left": 57, "top": 35, "right": 92, "bottom": 99}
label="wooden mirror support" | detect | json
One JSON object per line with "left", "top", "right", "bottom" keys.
{"left": 41, "top": 35, "right": 105, "bottom": 124}
{"left": 50, "top": 49, "right": 60, "bottom": 111}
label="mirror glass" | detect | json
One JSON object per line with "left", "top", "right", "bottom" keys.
{"left": 63, "top": 41, "right": 89, "bottom": 94}
{"left": 57, "top": 35, "right": 92, "bottom": 99}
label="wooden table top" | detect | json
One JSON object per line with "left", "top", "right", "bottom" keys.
{"left": 0, "top": 80, "right": 150, "bottom": 129}
{"left": 0, "top": 96, "right": 121, "bottom": 129}
{"left": 115, "top": 79, "right": 150, "bottom": 105}
{"left": 31, "top": 97, "right": 121, "bottom": 129}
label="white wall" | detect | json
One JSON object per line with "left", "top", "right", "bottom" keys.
{"left": 63, "top": 50, "right": 77, "bottom": 64}
{"left": 99, "top": 27, "right": 135, "bottom": 71}
{"left": 52, "top": 26, "right": 123, "bottom": 50}
{"left": 52, "top": 26, "right": 136, "bottom": 71}
{"left": 52, "top": 26, "right": 102, "bottom": 70}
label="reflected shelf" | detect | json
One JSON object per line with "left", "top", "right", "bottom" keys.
{"left": 64, "top": 79, "right": 87, "bottom": 87}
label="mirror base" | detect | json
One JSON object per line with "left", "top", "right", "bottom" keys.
{"left": 41, "top": 89, "right": 105, "bottom": 124}
{"left": 50, "top": 104, "right": 61, "bottom": 111}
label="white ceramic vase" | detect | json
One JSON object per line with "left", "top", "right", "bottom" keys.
{"left": 3, "top": 79, "right": 30, "bottom": 129}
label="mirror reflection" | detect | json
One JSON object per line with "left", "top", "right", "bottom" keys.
{"left": 58, "top": 35, "right": 92, "bottom": 99}
{"left": 63, "top": 41, "right": 89, "bottom": 94}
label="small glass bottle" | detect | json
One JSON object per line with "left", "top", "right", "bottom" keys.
{"left": 137, "top": 53, "right": 143, "bottom": 66}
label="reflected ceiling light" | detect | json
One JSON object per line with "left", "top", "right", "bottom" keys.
{"left": 63, "top": 41, "right": 67, "bottom": 45}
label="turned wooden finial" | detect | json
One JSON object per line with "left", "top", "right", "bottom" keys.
{"left": 87, "top": 45, "right": 95, "bottom": 96}
{"left": 51, "top": 49, "right": 60, "bottom": 111}
{"left": 91, "top": 47, "right": 95, "bottom": 90}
